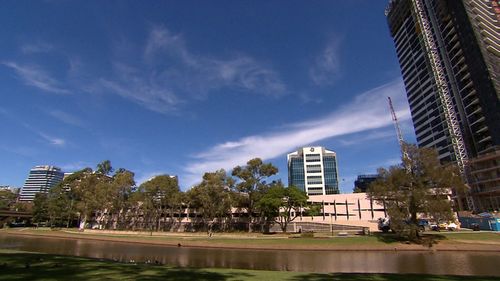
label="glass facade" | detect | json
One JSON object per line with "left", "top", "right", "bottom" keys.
{"left": 20, "top": 166, "right": 64, "bottom": 201}
{"left": 289, "top": 157, "right": 305, "bottom": 192}
{"left": 323, "top": 156, "right": 339, "bottom": 195}
{"left": 386, "top": 0, "right": 500, "bottom": 211}
{"left": 288, "top": 147, "right": 339, "bottom": 196}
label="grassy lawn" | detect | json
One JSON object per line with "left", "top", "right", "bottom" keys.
{"left": 0, "top": 228, "right": 404, "bottom": 249}
{"left": 0, "top": 249, "right": 498, "bottom": 281}
{"left": 438, "top": 232, "right": 500, "bottom": 242}
{"left": 1, "top": 228, "right": 499, "bottom": 250}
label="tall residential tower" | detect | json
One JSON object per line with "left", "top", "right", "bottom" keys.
{"left": 386, "top": 0, "right": 500, "bottom": 211}
{"left": 19, "top": 165, "right": 64, "bottom": 201}
{"left": 287, "top": 146, "right": 339, "bottom": 196}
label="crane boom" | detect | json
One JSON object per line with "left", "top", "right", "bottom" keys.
{"left": 388, "top": 97, "right": 405, "bottom": 149}
{"left": 388, "top": 97, "right": 410, "bottom": 172}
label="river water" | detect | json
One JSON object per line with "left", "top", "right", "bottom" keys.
{"left": 0, "top": 234, "right": 499, "bottom": 276}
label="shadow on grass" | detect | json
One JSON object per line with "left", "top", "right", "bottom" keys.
{"left": 286, "top": 273, "right": 500, "bottom": 281}
{"left": 0, "top": 252, "right": 254, "bottom": 281}
{"left": 372, "top": 232, "right": 447, "bottom": 246}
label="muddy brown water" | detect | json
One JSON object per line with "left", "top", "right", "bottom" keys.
{"left": 0, "top": 234, "right": 499, "bottom": 276}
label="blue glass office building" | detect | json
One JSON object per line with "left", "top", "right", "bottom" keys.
{"left": 19, "top": 165, "right": 64, "bottom": 201}
{"left": 287, "top": 146, "right": 339, "bottom": 195}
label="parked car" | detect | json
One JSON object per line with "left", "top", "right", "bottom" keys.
{"left": 378, "top": 217, "right": 391, "bottom": 233}
{"left": 378, "top": 218, "right": 430, "bottom": 233}
{"left": 430, "top": 222, "right": 439, "bottom": 231}
{"left": 418, "top": 219, "right": 430, "bottom": 232}
{"left": 432, "top": 221, "right": 458, "bottom": 231}
{"left": 471, "top": 223, "right": 480, "bottom": 231}
{"left": 447, "top": 222, "right": 458, "bottom": 231}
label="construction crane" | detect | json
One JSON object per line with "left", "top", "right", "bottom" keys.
{"left": 409, "top": 0, "right": 473, "bottom": 211}
{"left": 388, "top": 97, "right": 410, "bottom": 172}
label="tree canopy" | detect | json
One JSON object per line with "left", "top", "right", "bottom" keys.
{"left": 28, "top": 157, "right": 318, "bottom": 234}
{"left": 368, "top": 143, "right": 466, "bottom": 240}
{"left": 258, "top": 183, "right": 308, "bottom": 232}
{"left": 187, "top": 170, "right": 234, "bottom": 235}
{"left": 232, "top": 158, "right": 278, "bottom": 231}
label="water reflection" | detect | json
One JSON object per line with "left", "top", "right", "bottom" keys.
{"left": 0, "top": 234, "right": 499, "bottom": 276}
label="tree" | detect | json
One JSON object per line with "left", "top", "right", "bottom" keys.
{"left": 258, "top": 183, "right": 308, "bottom": 232}
{"left": 232, "top": 158, "right": 278, "bottom": 232}
{"left": 64, "top": 168, "right": 103, "bottom": 230}
{"left": 138, "top": 175, "right": 180, "bottom": 231}
{"left": 187, "top": 170, "right": 234, "bottom": 236}
{"left": 368, "top": 143, "right": 466, "bottom": 240}
{"left": 46, "top": 184, "right": 72, "bottom": 227}
{"left": 0, "top": 189, "right": 17, "bottom": 210}
{"left": 353, "top": 186, "right": 363, "bottom": 193}
{"left": 304, "top": 203, "right": 322, "bottom": 219}
{"left": 32, "top": 193, "right": 49, "bottom": 224}
{"left": 96, "top": 160, "right": 113, "bottom": 176}
{"left": 109, "top": 169, "right": 136, "bottom": 229}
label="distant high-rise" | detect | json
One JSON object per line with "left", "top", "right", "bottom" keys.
{"left": 354, "top": 174, "right": 379, "bottom": 193}
{"left": 386, "top": 0, "right": 500, "bottom": 211}
{"left": 287, "top": 146, "right": 339, "bottom": 196}
{"left": 19, "top": 166, "right": 64, "bottom": 201}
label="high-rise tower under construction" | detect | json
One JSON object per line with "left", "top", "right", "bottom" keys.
{"left": 386, "top": 0, "right": 499, "bottom": 211}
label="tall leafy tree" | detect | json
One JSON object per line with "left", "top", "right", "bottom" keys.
{"left": 232, "top": 158, "right": 278, "bottom": 232}
{"left": 188, "top": 170, "right": 234, "bottom": 236}
{"left": 258, "top": 183, "right": 308, "bottom": 232}
{"left": 138, "top": 175, "right": 180, "bottom": 231}
{"left": 0, "top": 189, "right": 17, "bottom": 210}
{"left": 46, "top": 184, "right": 71, "bottom": 227}
{"left": 109, "top": 169, "right": 136, "bottom": 229}
{"left": 32, "top": 193, "right": 49, "bottom": 224}
{"left": 63, "top": 168, "right": 103, "bottom": 230}
{"left": 368, "top": 143, "right": 466, "bottom": 240}
{"left": 96, "top": 160, "right": 113, "bottom": 176}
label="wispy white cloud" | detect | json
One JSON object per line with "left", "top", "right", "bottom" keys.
{"left": 337, "top": 129, "right": 395, "bottom": 146}
{"left": 183, "top": 79, "right": 410, "bottom": 187}
{"left": 2, "top": 62, "right": 69, "bottom": 94}
{"left": 309, "top": 39, "right": 341, "bottom": 86}
{"left": 99, "top": 62, "right": 182, "bottom": 114}
{"left": 366, "top": 157, "right": 402, "bottom": 171}
{"left": 101, "top": 25, "right": 286, "bottom": 114}
{"left": 0, "top": 108, "right": 67, "bottom": 147}
{"left": 47, "top": 110, "right": 85, "bottom": 127}
{"left": 38, "top": 132, "right": 66, "bottom": 146}
{"left": 21, "top": 42, "right": 54, "bottom": 54}
{"left": 0, "top": 144, "right": 39, "bottom": 158}
{"left": 60, "top": 161, "right": 92, "bottom": 171}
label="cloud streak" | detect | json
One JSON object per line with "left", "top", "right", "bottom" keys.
{"left": 183, "top": 80, "right": 410, "bottom": 187}
{"left": 21, "top": 42, "right": 54, "bottom": 54}
{"left": 47, "top": 110, "right": 85, "bottom": 127}
{"left": 337, "top": 129, "right": 395, "bottom": 146}
{"left": 38, "top": 132, "right": 66, "bottom": 146}
{"left": 60, "top": 161, "right": 92, "bottom": 171}
{"left": 2, "top": 62, "right": 69, "bottom": 94}
{"left": 0, "top": 108, "right": 67, "bottom": 147}
{"left": 309, "top": 39, "right": 341, "bottom": 86}
{"left": 101, "top": 25, "right": 286, "bottom": 114}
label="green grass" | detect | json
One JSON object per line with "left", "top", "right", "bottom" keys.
{"left": 1, "top": 228, "right": 499, "bottom": 250}
{"left": 439, "top": 232, "right": 500, "bottom": 242}
{"left": 0, "top": 249, "right": 497, "bottom": 281}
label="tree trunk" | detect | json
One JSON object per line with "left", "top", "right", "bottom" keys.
{"left": 79, "top": 214, "right": 87, "bottom": 230}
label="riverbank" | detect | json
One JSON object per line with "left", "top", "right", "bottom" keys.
{"left": 0, "top": 249, "right": 498, "bottom": 281}
{"left": 1, "top": 228, "right": 500, "bottom": 251}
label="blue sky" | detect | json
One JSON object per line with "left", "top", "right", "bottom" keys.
{"left": 0, "top": 0, "right": 416, "bottom": 192}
